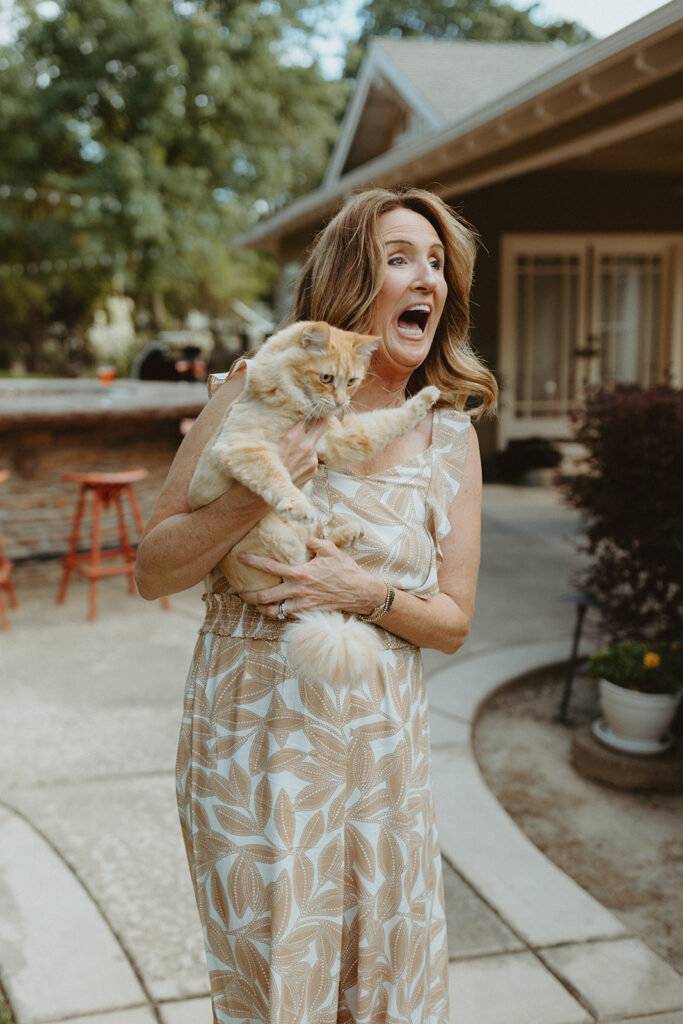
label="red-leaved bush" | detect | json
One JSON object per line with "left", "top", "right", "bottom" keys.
{"left": 563, "top": 385, "right": 683, "bottom": 642}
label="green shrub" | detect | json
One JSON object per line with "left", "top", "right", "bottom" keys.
{"left": 563, "top": 385, "right": 683, "bottom": 641}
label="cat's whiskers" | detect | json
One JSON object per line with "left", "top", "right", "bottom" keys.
{"left": 306, "top": 398, "right": 328, "bottom": 423}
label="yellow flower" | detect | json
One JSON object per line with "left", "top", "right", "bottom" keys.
{"left": 643, "top": 652, "right": 660, "bottom": 668}
{"left": 672, "top": 642, "right": 679, "bottom": 650}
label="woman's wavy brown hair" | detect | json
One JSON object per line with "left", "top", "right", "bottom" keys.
{"left": 292, "top": 186, "right": 497, "bottom": 417}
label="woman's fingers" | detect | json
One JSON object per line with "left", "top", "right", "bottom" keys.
{"left": 241, "top": 584, "right": 289, "bottom": 606}
{"left": 304, "top": 418, "right": 328, "bottom": 444}
{"left": 238, "top": 551, "right": 300, "bottom": 606}
{"left": 279, "top": 419, "right": 323, "bottom": 487}
{"left": 237, "top": 550, "right": 290, "bottom": 573}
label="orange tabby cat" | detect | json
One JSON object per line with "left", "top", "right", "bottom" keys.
{"left": 188, "top": 320, "right": 439, "bottom": 688}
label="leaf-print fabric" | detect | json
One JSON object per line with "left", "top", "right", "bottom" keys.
{"left": 176, "top": 408, "right": 471, "bottom": 1023}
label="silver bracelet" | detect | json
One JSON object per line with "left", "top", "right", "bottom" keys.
{"left": 357, "top": 583, "right": 396, "bottom": 623}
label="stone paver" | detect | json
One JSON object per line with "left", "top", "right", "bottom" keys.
{"left": 448, "top": 952, "right": 591, "bottom": 1024}
{"left": 8, "top": 775, "right": 209, "bottom": 1005}
{"left": 158, "top": 997, "right": 213, "bottom": 1023}
{"left": 605, "top": 1015, "right": 683, "bottom": 1024}
{"left": 429, "top": 639, "right": 576, "bottom": 723}
{"left": 56, "top": 1011, "right": 156, "bottom": 1024}
{"left": 432, "top": 695, "right": 627, "bottom": 948}
{"left": 540, "top": 938, "right": 683, "bottom": 1019}
{"left": 442, "top": 860, "right": 524, "bottom": 959}
{"left": 0, "top": 808, "right": 145, "bottom": 1024}
{"left": 428, "top": 711, "right": 471, "bottom": 748}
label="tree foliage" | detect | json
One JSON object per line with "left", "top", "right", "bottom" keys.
{"left": 345, "top": 0, "right": 592, "bottom": 76}
{"left": 0, "top": 0, "right": 346, "bottom": 369}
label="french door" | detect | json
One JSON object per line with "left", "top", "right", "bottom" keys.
{"left": 499, "top": 234, "right": 682, "bottom": 443}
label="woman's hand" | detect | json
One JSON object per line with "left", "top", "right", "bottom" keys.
{"left": 238, "top": 535, "right": 386, "bottom": 618}
{"left": 279, "top": 419, "right": 328, "bottom": 488}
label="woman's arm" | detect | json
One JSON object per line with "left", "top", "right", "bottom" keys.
{"left": 134, "top": 367, "right": 322, "bottom": 600}
{"left": 238, "top": 424, "right": 482, "bottom": 654}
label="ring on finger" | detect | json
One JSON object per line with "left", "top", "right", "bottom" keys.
{"left": 277, "top": 600, "right": 287, "bottom": 621}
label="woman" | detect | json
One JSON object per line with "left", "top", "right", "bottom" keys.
{"left": 136, "top": 186, "right": 497, "bottom": 1023}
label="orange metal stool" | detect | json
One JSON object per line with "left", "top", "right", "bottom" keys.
{"left": 0, "top": 468, "right": 18, "bottom": 631}
{"left": 57, "top": 468, "right": 171, "bottom": 622}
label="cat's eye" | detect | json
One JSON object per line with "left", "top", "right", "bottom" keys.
{"left": 348, "top": 377, "right": 358, "bottom": 386}
{"left": 319, "top": 373, "right": 334, "bottom": 384}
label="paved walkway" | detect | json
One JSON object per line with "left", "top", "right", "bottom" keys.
{"left": 1, "top": 484, "right": 682, "bottom": 1024}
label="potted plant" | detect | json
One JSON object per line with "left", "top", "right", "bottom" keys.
{"left": 590, "top": 640, "right": 683, "bottom": 753}
{"left": 563, "top": 385, "right": 683, "bottom": 753}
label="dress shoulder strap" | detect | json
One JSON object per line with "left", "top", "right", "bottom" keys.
{"left": 207, "top": 356, "right": 248, "bottom": 398}
{"left": 426, "top": 407, "right": 472, "bottom": 548}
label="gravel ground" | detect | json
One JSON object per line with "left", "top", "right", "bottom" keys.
{"left": 472, "top": 666, "right": 683, "bottom": 972}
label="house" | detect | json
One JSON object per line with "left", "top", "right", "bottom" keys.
{"left": 240, "top": 2, "right": 683, "bottom": 455}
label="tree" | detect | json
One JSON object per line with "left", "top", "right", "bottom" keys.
{"left": 0, "top": 0, "right": 346, "bottom": 370}
{"left": 345, "top": 0, "right": 592, "bottom": 76}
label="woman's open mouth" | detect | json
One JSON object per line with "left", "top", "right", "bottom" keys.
{"left": 396, "top": 304, "right": 431, "bottom": 339}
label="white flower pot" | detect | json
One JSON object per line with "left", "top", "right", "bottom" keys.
{"left": 599, "top": 678, "right": 682, "bottom": 750}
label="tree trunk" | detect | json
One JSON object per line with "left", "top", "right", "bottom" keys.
{"left": 151, "top": 292, "right": 167, "bottom": 331}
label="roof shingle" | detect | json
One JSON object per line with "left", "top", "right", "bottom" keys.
{"left": 374, "top": 37, "right": 574, "bottom": 123}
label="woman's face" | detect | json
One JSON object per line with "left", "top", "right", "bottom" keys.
{"left": 369, "top": 207, "right": 448, "bottom": 378}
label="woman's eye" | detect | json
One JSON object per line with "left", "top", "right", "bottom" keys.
{"left": 388, "top": 255, "right": 405, "bottom": 266}
{"left": 430, "top": 258, "right": 442, "bottom": 270}
{"left": 320, "top": 373, "right": 334, "bottom": 384}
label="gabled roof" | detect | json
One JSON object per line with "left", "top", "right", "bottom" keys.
{"left": 241, "top": 0, "right": 683, "bottom": 253}
{"left": 326, "top": 37, "right": 567, "bottom": 184}
{"left": 373, "top": 37, "right": 569, "bottom": 125}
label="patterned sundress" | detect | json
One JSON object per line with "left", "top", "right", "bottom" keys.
{"left": 176, "top": 403, "right": 471, "bottom": 1024}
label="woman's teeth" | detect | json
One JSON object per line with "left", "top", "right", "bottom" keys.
{"left": 396, "top": 322, "right": 424, "bottom": 339}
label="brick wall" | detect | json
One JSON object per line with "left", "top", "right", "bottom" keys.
{"left": 1, "top": 419, "right": 183, "bottom": 564}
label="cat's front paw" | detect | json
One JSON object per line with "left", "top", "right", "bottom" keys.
{"left": 325, "top": 522, "right": 363, "bottom": 548}
{"left": 416, "top": 385, "right": 440, "bottom": 408}
{"left": 276, "top": 495, "right": 319, "bottom": 525}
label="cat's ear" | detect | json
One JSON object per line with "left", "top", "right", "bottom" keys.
{"left": 354, "top": 334, "right": 380, "bottom": 360}
{"left": 300, "top": 322, "right": 330, "bottom": 351}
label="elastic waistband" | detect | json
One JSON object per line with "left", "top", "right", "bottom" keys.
{"left": 200, "top": 591, "right": 287, "bottom": 640}
{"left": 199, "top": 591, "right": 416, "bottom": 651}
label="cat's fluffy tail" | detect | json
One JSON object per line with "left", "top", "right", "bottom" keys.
{"left": 284, "top": 610, "right": 382, "bottom": 689}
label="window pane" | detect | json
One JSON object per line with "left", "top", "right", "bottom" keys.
{"left": 598, "top": 255, "right": 662, "bottom": 386}
{"left": 514, "top": 255, "right": 579, "bottom": 416}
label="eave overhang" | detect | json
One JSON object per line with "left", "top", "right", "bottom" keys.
{"left": 323, "top": 40, "right": 445, "bottom": 186}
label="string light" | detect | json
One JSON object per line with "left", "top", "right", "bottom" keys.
{"left": 0, "top": 183, "right": 123, "bottom": 210}
{"left": 0, "top": 242, "right": 219, "bottom": 278}
{"left": 0, "top": 184, "right": 234, "bottom": 221}
{"left": 0, "top": 251, "right": 125, "bottom": 277}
